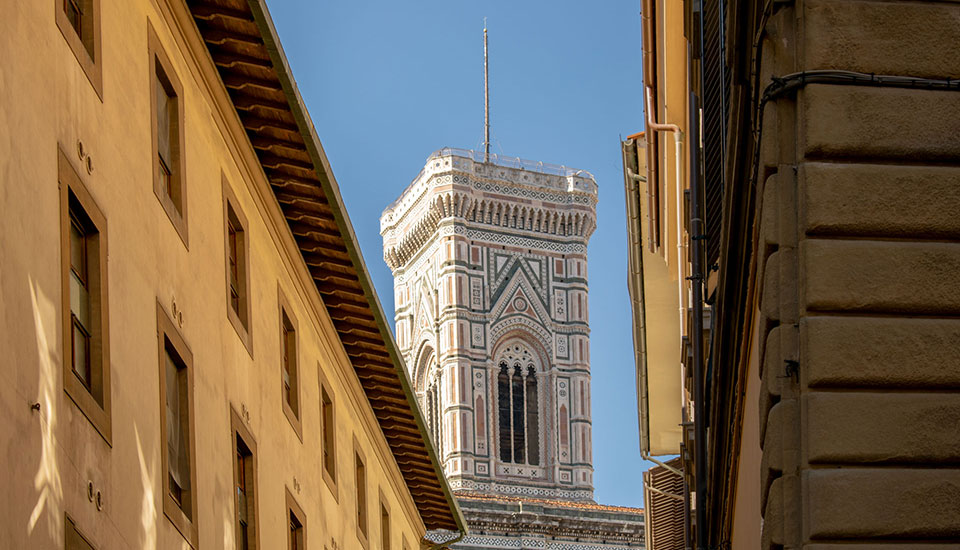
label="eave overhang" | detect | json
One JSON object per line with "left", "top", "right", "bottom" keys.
{"left": 182, "top": 0, "right": 464, "bottom": 533}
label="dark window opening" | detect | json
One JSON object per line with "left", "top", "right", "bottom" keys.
{"left": 68, "top": 210, "right": 93, "bottom": 393}
{"left": 321, "top": 386, "right": 335, "bottom": 482}
{"left": 497, "top": 356, "right": 540, "bottom": 466}
{"left": 525, "top": 366, "right": 539, "bottom": 466}
{"left": 227, "top": 207, "right": 242, "bottom": 320}
{"left": 497, "top": 362, "right": 511, "bottom": 462}
{"left": 164, "top": 341, "right": 192, "bottom": 519}
{"left": 356, "top": 452, "right": 368, "bottom": 538}
{"left": 288, "top": 511, "right": 303, "bottom": 550}
{"left": 511, "top": 364, "right": 526, "bottom": 464}
{"left": 235, "top": 436, "right": 254, "bottom": 550}
{"left": 281, "top": 308, "right": 298, "bottom": 417}
{"left": 380, "top": 501, "right": 391, "bottom": 550}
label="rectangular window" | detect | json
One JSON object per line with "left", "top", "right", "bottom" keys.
{"left": 223, "top": 178, "right": 252, "bottom": 353}
{"left": 55, "top": 0, "right": 102, "bottom": 97}
{"left": 356, "top": 444, "right": 368, "bottom": 546}
{"left": 157, "top": 302, "right": 198, "bottom": 548}
{"left": 286, "top": 489, "right": 306, "bottom": 550}
{"left": 156, "top": 74, "right": 176, "bottom": 206}
{"left": 148, "top": 21, "right": 187, "bottom": 246}
{"left": 320, "top": 374, "right": 337, "bottom": 496}
{"left": 232, "top": 408, "right": 259, "bottom": 550}
{"left": 165, "top": 348, "right": 189, "bottom": 509}
{"left": 281, "top": 314, "right": 296, "bottom": 411}
{"left": 380, "top": 495, "right": 391, "bottom": 550}
{"left": 59, "top": 147, "right": 111, "bottom": 444}
{"left": 289, "top": 512, "right": 303, "bottom": 550}
{"left": 65, "top": 514, "right": 96, "bottom": 550}
{"left": 278, "top": 288, "right": 301, "bottom": 440}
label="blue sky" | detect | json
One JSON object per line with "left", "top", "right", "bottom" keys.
{"left": 268, "top": 0, "right": 651, "bottom": 508}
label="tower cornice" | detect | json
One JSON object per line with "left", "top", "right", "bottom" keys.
{"left": 381, "top": 148, "right": 599, "bottom": 271}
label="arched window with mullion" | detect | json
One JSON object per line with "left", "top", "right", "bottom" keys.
{"left": 496, "top": 342, "right": 542, "bottom": 466}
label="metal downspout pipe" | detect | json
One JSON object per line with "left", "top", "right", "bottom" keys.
{"left": 643, "top": 86, "right": 686, "bottom": 343}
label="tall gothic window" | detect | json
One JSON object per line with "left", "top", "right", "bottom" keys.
{"left": 525, "top": 366, "right": 540, "bottom": 465}
{"left": 418, "top": 350, "right": 444, "bottom": 457}
{"left": 427, "top": 380, "right": 442, "bottom": 452}
{"left": 496, "top": 343, "right": 540, "bottom": 466}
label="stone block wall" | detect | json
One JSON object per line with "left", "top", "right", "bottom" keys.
{"left": 754, "top": 0, "right": 960, "bottom": 546}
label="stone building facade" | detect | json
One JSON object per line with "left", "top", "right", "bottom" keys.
{"left": 0, "top": 1, "right": 464, "bottom": 549}
{"left": 382, "top": 148, "right": 645, "bottom": 549}
{"left": 628, "top": 0, "right": 960, "bottom": 547}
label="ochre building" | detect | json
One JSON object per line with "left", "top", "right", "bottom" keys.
{"left": 0, "top": 1, "right": 465, "bottom": 549}
{"left": 381, "top": 149, "right": 645, "bottom": 549}
{"left": 626, "top": 0, "right": 960, "bottom": 547}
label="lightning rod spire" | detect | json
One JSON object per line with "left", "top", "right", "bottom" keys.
{"left": 483, "top": 19, "right": 490, "bottom": 163}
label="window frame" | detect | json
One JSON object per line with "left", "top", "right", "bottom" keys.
{"left": 222, "top": 176, "right": 252, "bottom": 355}
{"left": 59, "top": 145, "right": 112, "bottom": 445}
{"left": 379, "top": 489, "right": 391, "bottom": 550}
{"left": 54, "top": 0, "right": 102, "bottom": 99}
{"left": 354, "top": 437, "right": 369, "bottom": 549}
{"left": 278, "top": 286, "right": 302, "bottom": 441}
{"left": 157, "top": 301, "right": 199, "bottom": 548}
{"left": 231, "top": 407, "right": 260, "bottom": 550}
{"left": 285, "top": 487, "right": 306, "bottom": 550}
{"left": 65, "top": 512, "right": 97, "bottom": 550}
{"left": 147, "top": 21, "right": 188, "bottom": 247}
{"left": 318, "top": 366, "right": 338, "bottom": 499}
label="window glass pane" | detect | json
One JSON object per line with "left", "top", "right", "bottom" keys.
{"left": 156, "top": 75, "right": 172, "bottom": 165}
{"left": 236, "top": 445, "right": 250, "bottom": 550}
{"left": 70, "top": 271, "right": 90, "bottom": 327}
{"left": 281, "top": 315, "right": 297, "bottom": 414}
{"left": 69, "top": 220, "right": 86, "bottom": 280}
{"left": 289, "top": 513, "right": 302, "bottom": 550}
{"left": 381, "top": 504, "right": 390, "bottom": 550}
{"left": 322, "top": 389, "right": 335, "bottom": 477}
{"left": 165, "top": 349, "right": 190, "bottom": 506}
{"left": 72, "top": 321, "right": 91, "bottom": 388}
{"left": 228, "top": 218, "right": 240, "bottom": 313}
{"left": 65, "top": 0, "right": 82, "bottom": 33}
{"left": 356, "top": 455, "right": 367, "bottom": 535}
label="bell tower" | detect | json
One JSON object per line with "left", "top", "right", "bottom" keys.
{"left": 381, "top": 148, "right": 598, "bottom": 500}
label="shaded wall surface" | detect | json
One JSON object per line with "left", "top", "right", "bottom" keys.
{"left": 713, "top": 0, "right": 960, "bottom": 547}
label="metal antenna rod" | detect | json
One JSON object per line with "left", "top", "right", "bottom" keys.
{"left": 483, "top": 19, "right": 490, "bottom": 163}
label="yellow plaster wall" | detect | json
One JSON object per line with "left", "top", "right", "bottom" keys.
{"left": 0, "top": 1, "right": 427, "bottom": 549}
